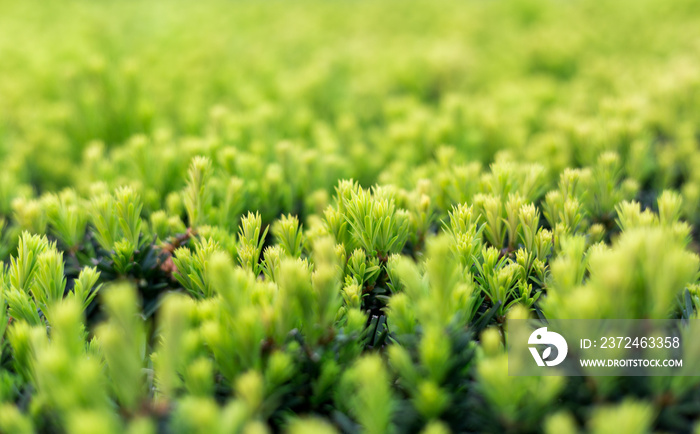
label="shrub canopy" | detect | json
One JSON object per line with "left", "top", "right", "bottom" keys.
{"left": 1, "top": 0, "right": 700, "bottom": 432}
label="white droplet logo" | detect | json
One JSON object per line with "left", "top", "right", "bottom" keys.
{"left": 528, "top": 327, "right": 568, "bottom": 367}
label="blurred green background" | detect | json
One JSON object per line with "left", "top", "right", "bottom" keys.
{"left": 2, "top": 0, "right": 699, "bottom": 208}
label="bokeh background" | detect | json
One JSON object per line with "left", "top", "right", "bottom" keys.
{"left": 2, "top": 0, "right": 700, "bottom": 214}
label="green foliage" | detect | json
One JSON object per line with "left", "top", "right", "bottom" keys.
{"left": 588, "top": 400, "right": 654, "bottom": 434}
{"left": 115, "top": 186, "right": 145, "bottom": 249}
{"left": 184, "top": 156, "right": 213, "bottom": 229}
{"left": 0, "top": 0, "right": 700, "bottom": 432}
{"left": 45, "top": 190, "right": 88, "bottom": 251}
{"left": 237, "top": 212, "right": 268, "bottom": 276}
{"left": 96, "top": 285, "right": 147, "bottom": 411}
{"left": 9, "top": 232, "right": 49, "bottom": 293}
{"left": 32, "top": 249, "right": 67, "bottom": 322}
{"left": 338, "top": 355, "right": 396, "bottom": 434}
{"left": 69, "top": 266, "right": 102, "bottom": 312}
{"left": 342, "top": 185, "right": 410, "bottom": 259}
{"left": 272, "top": 214, "right": 304, "bottom": 258}
{"left": 90, "top": 194, "right": 121, "bottom": 252}
{"left": 173, "top": 238, "right": 221, "bottom": 298}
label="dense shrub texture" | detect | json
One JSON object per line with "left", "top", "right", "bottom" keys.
{"left": 2, "top": 0, "right": 700, "bottom": 432}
